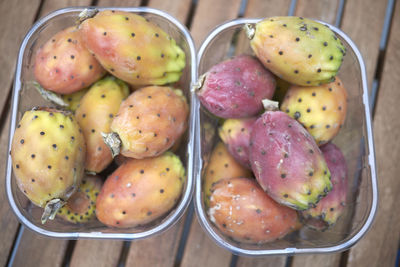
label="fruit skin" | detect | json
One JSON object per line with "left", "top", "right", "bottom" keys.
{"left": 62, "top": 88, "right": 89, "bottom": 112}
{"left": 301, "top": 143, "right": 348, "bottom": 230}
{"left": 35, "top": 26, "right": 105, "bottom": 94}
{"left": 197, "top": 55, "right": 276, "bottom": 118}
{"left": 10, "top": 108, "right": 86, "bottom": 208}
{"left": 280, "top": 77, "right": 348, "bottom": 145}
{"left": 110, "top": 86, "right": 188, "bottom": 159}
{"left": 79, "top": 10, "right": 185, "bottom": 86}
{"left": 249, "top": 111, "right": 332, "bottom": 210}
{"left": 57, "top": 175, "right": 102, "bottom": 224}
{"left": 203, "top": 142, "right": 252, "bottom": 207}
{"left": 96, "top": 152, "right": 185, "bottom": 228}
{"left": 76, "top": 76, "right": 130, "bottom": 173}
{"left": 209, "top": 177, "right": 300, "bottom": 243}
{"left": 249, "top": 16, "right": 345, "bottom": 86}
{"left": 218, "top": 117, "right": 256, "bottom": 169}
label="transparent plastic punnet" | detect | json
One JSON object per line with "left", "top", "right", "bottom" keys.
{"left": 193, "top": 18, "right": 378, "bottom": 256}
{"left": 6, "top": 7, "right": 197, "bottom": 240}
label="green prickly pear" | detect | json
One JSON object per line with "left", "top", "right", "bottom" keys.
{"left": 57, "top": 175, "right": 102, "bottom": 224}
{"left": 280, "top": 77, "right": 347, "bottom": 145}
{"left": 75, "top": 76, "right": 130, "bottom": 173}
{"left": 249, "top": 111, "right": 332, "bottom": 210}
{"left": 34, "top": 26, "right": 105, "bottom": 94}
{"left": 96, "top": 152, "right": 185, "bottom": 228}
{"left": 79, "top": 10, "right": 186, "bottom": 86}
{"left": 247, "top": 16, "right": 345, "bottom": 86}
{"left": 10, "top": 108, "right": 86, "bottom": 223}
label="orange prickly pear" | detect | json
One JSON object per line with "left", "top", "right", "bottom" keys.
{"left": 10, "top": 108, "right": 86, "bottom": 223}
{"left": 79, "top": 10, "right": 186, "bottom": 86}
{"left": 34, "top": 26, "right": 105, "bottom": 94}
{"left": 75, "top": 76, "right": 130, "bottom": 173}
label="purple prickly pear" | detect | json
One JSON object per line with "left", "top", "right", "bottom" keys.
{"left": 196, "top": 55, "right": 276, "bottom": 118}
{"left": 247, "top": 17, "right": 345, "bottom": 86}
{"left": 301, "top": 142, "right": 348, "bottom": 230}
{"left": 249, "top": 111, "right": 332, "bottom": 210}
{"left": 218, "top": 117, "right": 256, "bottom": 168}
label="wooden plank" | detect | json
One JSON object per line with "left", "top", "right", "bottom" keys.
{"left": 345, "top": 1, "right": 400, "bottom": 266}
{"left": 148, "top": 0, "right": 192, "bottom": 25}
{"left": 96, "top": 0, "right": 142, "bottom": 6}
{"left": 341, "top": 0, "right": 387, "bottom": 90}
{"left": 181, "top": 216, "right": 232, "bottom": 267}
{"left": 189, "top": 0, "right": 242, "bottom": 47}
{"left": 12, "top": 228, "right": 69, "bottom": 267}
{"left": 70, "top": 240, "right": 124, "bottom": 267}
{"left": 235, "top": 1, "right": 291, "bottom": 266}
{"left": 0, "top": 0, "right": 42, "bottom": 265}
{"left": 126, "top": 216, "right": 186, "bottom": 267}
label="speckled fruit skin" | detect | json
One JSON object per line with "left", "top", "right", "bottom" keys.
{"left": 34, "top": 26, "right": 105, "bottom": 94}
{"left": 250, "top": 111, "right": 332, "bottom": 210}
{"left": 209, "top": 177, "right": 300, "bottom": 244}
{"left": 76, "top": 76, "right": 130, "bottom": 173}
{"left": 10, "top": 108, "right": 86, "bottom": 208}
{"left": 218, "top": 117, "right": 256, "bottom": 169}
{"left": 203, "top": 142, "right": 252, "bottom": 207}
{"left": 62, "top": 88, "right": 89, "bottom": 112}
{"left": 280, "top": 77, "right": 348, "bottom": 145}
{"left": 250, "top": 17, "right": 345, "bottom": 86}
{"left": 79, "top": 10, "right": 185, "bottom": 86}
{"left": 301, "top": 143, "right": 348, "bottom": 230}
{"left": 111, "top": 86, "right": 188, "bottom": 159}
{"left": 96, "top": 152, "right": 185, "bottom": 228}
{"left": 58, "top": 175, "right": 102, "bottom": 224}
{"left": 197, "top": 55, "right": 276, "bottom": 118}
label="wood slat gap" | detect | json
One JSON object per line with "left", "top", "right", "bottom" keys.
{"left": 5, "top": 224, "right": 23, "bottom": 267}
{"left": 334, "top": 0, "right": 346, "bottom": 27}
{"left": 184, "top": 0, "right": 198, "bottom": 29}
{"left": 173, "top": 202, "right": 195, "bottom": 267}
{"left": 117, "top": 241, "right": 132, "bottom": 267}
{"left": 61, "top": 240, "right": 77, "bottom": 267}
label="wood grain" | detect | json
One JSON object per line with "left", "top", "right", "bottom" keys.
{"left": 341, "top": 0, "right": 387, "bottom": 90}
{"left": 180, "top": 217, "right": 232, "bottom": 267}
{"left": 96, "top": 0, "right": 142, "bottom": 6}
{"left": 189, "top": 0, "right": 242, "bottom": 46}
{"left": 346, "top": 1, "right": 400, "bottom": 267}
{"left": 70, "top": 240, "right": 124, "bottom": 267}
{"left": 236, "top": 256, "right": 287, "bottom": 267}
{"left": 12, "top": 228, "right": 69, "bottom": 267}
{"left": 148, "top": 0, "right": 192, "bottom": 25}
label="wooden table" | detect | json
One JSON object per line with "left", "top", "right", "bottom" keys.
{"left": 1, "top": 0, "right": 399, "bottom": 266}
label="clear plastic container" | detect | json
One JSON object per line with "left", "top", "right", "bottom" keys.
{"left": 5, "top": 7, "right": 197, "bottom": 240}
{"left": 193, "top": 18, "right": 378, "bottom": 256}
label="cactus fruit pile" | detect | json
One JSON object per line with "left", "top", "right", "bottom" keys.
{"left": 11, "top": 9, "right": 189, "bottom": 229}
{"left": 197, "top": 16, "right": 349, "bottom": 243}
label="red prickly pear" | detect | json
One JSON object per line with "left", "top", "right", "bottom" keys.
{"left": 103, "top": 86, "right": 188, "bottom": 159}
{"left": 10, "top": 108, "right": 86, "bottom": 223}
{"left": 203, "top": 142, "right": 252, "bottom": 207}
{"left": 209, "top": 177, "right": 300, "bottom": 243}
{"left": 301, "top": 143, "right": 348, "bottom": 230}
{"left": 196, "top": 55, "right": 276, "bottom": 118}
{"left": 247, "top": 17, "right": 345, "bottom": 86}
{"left": 57, "top": 175, "right": 102, "bottom": 224}
{"left": 249, "top": 111, "right": 332, "bottom": 210}
{"left": 34, "top": 26, "right": 105, "bottom": 94}
{"left": 96, "top": 152, "right": 185, "bottom": 228}
{"left": 79, "top": 10, "right": 185, "bottom": 86}
{"left": 218, "top": 117, "right": 256, "bottom": 168}
{"left": 281, "top": 77, "right": 348, "bottom": 145}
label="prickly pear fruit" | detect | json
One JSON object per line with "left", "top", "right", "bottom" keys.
{"left": 62, "top": 88, "right": 89, "bottom": 112}
{"left": 105, "top": 86, "right": 188, "bottom": 159}
{"left": 57, "top": 175, "right": 102, "bottom": 224}
{"left": 281, "top": 77, "right": 348, "bottom": 145}
{"left": 249, "top": 111, "right": 332, "bottom": 210}
{"left": 34, "top": 26, "right": 105, "bottom": 94}
{"left": 96, "top": 152, "right": 185, "bottom": 228}
{"left": 197, "top": 55, "right": 276, "bottom": 118}
{"left": 301, "top": 143, "right": 348, "bottom": 230}
{"left": 10, "top": 108, "right": 86, "bottom": 223}
{"left": 76, "top": 76, "right": 130, "bottom": 173}
{"left": 209, "top": 177, "right": 300, "bottom": 243}
{"left": 247, "top": 17, "right": 345, "bottom": 86}
{"left": 79, "top": 10, "right": 185, "bottom": 86}
{"left": 218, "top": 117, "right": 256, "bottom": 168}
{"left": 203, "top": 142, "right": 252, "bottom": 207}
